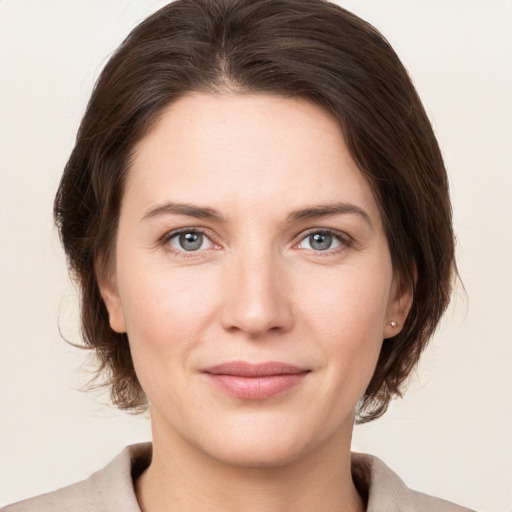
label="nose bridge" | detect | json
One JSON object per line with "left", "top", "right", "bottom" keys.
{"left": 221, "top": 238, "right": 292, "bottom": 336}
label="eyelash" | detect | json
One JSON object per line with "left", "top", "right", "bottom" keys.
{"left": 161, "top": 227, "right": 353, "bottom": 258}
{"left": 161, "top": 227, "right": 217, "bottom": 259}
{"left": 296, "top": 228, "right": 353, "bottom": 256}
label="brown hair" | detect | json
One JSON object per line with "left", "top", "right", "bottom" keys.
{"left": 55, "top": 0, "right": 456, "bottom": 423}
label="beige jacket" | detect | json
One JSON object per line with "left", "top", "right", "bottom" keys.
{"left": 3, "top": 443, "right": 476, "bottom": 511}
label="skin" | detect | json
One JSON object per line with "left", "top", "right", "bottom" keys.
{"left": 100, "top": 92, "right": 413, "bottom": 512}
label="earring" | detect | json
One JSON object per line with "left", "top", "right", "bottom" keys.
{"left": 389, "top": 321, "right": 397, "bottom": 327}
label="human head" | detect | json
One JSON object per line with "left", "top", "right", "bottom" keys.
{"left": 55, "top": 0, "right": 455, "bottom": 423}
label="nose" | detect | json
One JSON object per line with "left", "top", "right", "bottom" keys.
{"left": 220, "top": 246, "right": 294, "bottom": 338}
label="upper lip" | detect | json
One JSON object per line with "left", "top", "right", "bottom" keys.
{"left": 202, "top": 361, "right": 309, "bottom": 377}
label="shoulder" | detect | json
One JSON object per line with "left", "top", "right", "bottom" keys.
{"left": 351, "top": 452, "right": 477, "bottom": 512}
{"left": 2, "top": 443, "right": 151, "bottom": 512}
{"left": 2, "top": 479, "right": 89, "bottom": 512}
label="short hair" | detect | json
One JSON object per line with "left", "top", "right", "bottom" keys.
{"left": 55, "top": 0, "right": 456, "bottom": 423}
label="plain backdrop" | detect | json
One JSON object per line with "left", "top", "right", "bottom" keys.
{"left": 1, "top": 1, "right": 511, "bottom": 510}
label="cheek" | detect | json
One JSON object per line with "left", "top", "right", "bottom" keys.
{"left": 299, "top": 263, "right": 392, "bottom": 340}
{"left": 297, "top": 262, "right": 391, "bottom": 390}
{"left": 116, "top": 265, "right": 221, "bottom": 407}
{"left": 117, "top": 263, "right": 220, "bottom": 367}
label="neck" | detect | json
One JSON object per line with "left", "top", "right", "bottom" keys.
{"left": 136, "top": 413, "right": 365, "bottom": 512}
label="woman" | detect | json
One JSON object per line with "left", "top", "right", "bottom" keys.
{"left": 4, "top": 0, "right": 476, "bottom": 510}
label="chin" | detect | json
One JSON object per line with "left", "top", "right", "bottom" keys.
{"left": 193, "top": 413, "right": 342, "bottom": 470}
{"left": 206, "top": 434, "right": 312, "bottom": 469}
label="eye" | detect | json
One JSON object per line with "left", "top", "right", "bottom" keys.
{"left": 297, "top": 231, "right": 343, "bottom": 251}
{"left": 166, "top": 230, "right": 215, "bottom": 252}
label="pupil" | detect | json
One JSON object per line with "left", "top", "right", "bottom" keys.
{"left": 311, "top": 233, "right": 332, "bottom": 250}
{"left": 180, "top": 232, "right": 202, "bottom": 251}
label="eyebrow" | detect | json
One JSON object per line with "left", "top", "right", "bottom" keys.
{"left": 287, "top": 202, "right": 373, "bottom": 228}
{"left": 141, "top": 202, "right": 226, "bottom": 223}
{"left": 141, "top": 200, "right": 373, "bottom": 228}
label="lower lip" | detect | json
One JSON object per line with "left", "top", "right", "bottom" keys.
{"left": 204, "top": 373, "right": 308, "bottom": 400}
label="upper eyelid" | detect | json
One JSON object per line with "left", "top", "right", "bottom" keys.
{"left": 293, "top": 229, "right": 355, "bottom": 256}
{"left": 298, "top": 227, "right": 345, "bottom": 237}
{"left": 162, "top": 226, "right": 213, "bottom": 242}
{"left": 162, "top": 228, "right": 219, "bottom": 256}
{"left": 295, "top": 227, "right": 351, "bottom": 243}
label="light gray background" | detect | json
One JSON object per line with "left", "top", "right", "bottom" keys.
{"left": 1, "top": 1, "right": 511, "bottom": 510}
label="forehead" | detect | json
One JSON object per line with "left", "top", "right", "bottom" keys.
{"left": 125, "top": 92, "right": 381, "bottom": 224}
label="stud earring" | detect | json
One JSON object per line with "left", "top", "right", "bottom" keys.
{"left": 389, "top": 321, "right": 397, "bottom": 327}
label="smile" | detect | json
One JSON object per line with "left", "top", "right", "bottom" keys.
{"left": 202, "top": 361, "right": 310, "bottom": 400}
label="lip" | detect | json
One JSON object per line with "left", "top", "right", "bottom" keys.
{"left": 202, "top": 361, "right": 310, "bottom": 400}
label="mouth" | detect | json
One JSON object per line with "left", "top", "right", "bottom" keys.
{"left": 201, "top": 361, "right": 310, "bottom": 400}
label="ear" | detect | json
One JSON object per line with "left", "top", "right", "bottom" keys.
{"left": 382, "top": 268, "right": 416, "bottom": 339}
{"left": 96, "top": 263, "right": 126, "bottom": 334}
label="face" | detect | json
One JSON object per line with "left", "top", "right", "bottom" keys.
{"left": 101, "top": 92, "right": 412, "bottom": 467}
